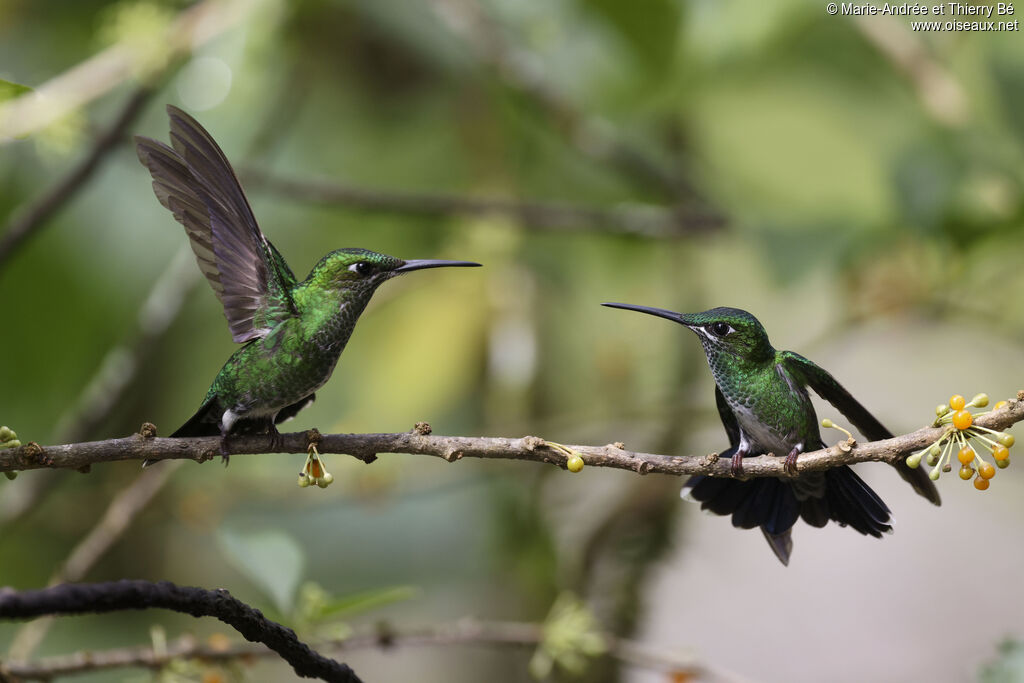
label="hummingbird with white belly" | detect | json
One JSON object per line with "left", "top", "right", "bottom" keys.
{"left": 602, "top": 304, "right": 941, "bottom": 564}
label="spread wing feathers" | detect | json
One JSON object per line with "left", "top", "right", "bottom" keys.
{"left": 778, "top": 350, "right": 941, "bottom": 506}
{"left": 135, "top": 105, "right": 296, "bottom": 343}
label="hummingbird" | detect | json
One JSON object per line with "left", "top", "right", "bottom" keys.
{"left": 601, "top": 304, "right": 941, "bottom": 565}
{"left": 135, "top": 105, "right": 480, "bottom": 462}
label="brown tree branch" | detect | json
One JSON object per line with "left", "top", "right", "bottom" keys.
{"left": 2, "top": 394, "right": 1021, "bottom": 477}
{"left": 0, "top": 581, "right": 363, "bottom": 683}
{"left": 1, "top": 618, "right": 730, "bottom": 682}
{"left": 242, "top": 169, "right": 722, "bottom": 238}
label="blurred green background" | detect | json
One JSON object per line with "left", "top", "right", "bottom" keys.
{"left": 2, "top": 0, "right": 1023, "bottom": 681}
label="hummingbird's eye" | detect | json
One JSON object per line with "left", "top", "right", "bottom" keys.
{"left": 349, "top": 262, "right": 373, "bottom": 276}
{"left": 709, "top": 322, "right": 733, "bottom": 337}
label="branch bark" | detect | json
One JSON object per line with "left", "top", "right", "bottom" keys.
{"left": 0, "top": 581, "right": 363, "bottom": 683}
{"left": 2, "top": 394, "right": 1022, "bottom": 477}
{"left": 1, "top": 618, "right": 720, "bottom": 682}
{"left": 242, "top": 169, "right": 724, "bottom": 238}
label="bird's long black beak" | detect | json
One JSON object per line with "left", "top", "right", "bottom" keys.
{"left": 395, "top": 259, "right": 482, "bottom": 273}
{"left": 601, "top": 302, "right": 685, "bottom": 324}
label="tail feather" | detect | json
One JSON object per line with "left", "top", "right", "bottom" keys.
{"left": 799, "top": 496, "right": 830, "bottom": 528}
{"left": 170, "top": 397, "right": 221, "bottom": 438}
{"left": 685, "top": 475, "right": 749, "bottom": 517}
{"left": 761, "top": 528, "right": 793, "bottom": 566}
{"left": 683, "top": 465, "right": 894, "bottom": 563}
{"left": 824, "top": 467, "right": 892, "bottom": 537}
{"left": 765, "top": 482, "right": 801, "bottom": 535}
{"left": 733, "top": 478, "right": 779, "bottom": 530}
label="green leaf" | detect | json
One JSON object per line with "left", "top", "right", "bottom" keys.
{"left": 313, "top": 584, "right": 419, "bottom": 621}
{"left": 218, "top": 529, "right": 306, "bottom": 615}
{"left": 980, "top": 639, "right": 1024, "bottom": 683}
{"left": 0, "top": 79, "right": 32, "bottom": 103}
{"left": 580, "top": 0, "right": 680, "bottom": 73}
{"left": 993, "top": 61, "right": 1024, "bottom": 147}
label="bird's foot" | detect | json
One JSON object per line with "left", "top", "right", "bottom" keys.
{"left": 267, "top": 424, "right": 284, "bottom": 453}
{"left": 218, "top": 437, "right": 231, "bottom": 467}
{"left": 784, "top": 446, "right": 801, "bottom": 476}
{"left": 730, "top": 452, "right": 745, "bottom": 478}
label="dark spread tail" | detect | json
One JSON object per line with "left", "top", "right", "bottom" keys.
{"left": 823, "top": 466, "right": 892, "bottom": 537}
{"left": 762, "top": 528, "right": 793, "bottom": 566}
{"left": 683, "top": 465, "right": 892, "bottom": 565}
{"left": 170, "top": 397, "right": 222, "bottom": 438}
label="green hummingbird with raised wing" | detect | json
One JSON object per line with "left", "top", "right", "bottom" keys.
{"left": 135, "top": 106, "right": 480, "bottom": 462}
{"left": 602, "top": 304, "right": 940, "bottom": 565}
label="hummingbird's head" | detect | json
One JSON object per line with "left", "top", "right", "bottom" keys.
{"left": 601, "top": 303, "right": 774, "bottom": 363}
{"left": 311, "top": 248, "right": 481, "bottom": 293}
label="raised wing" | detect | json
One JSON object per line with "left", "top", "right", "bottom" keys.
{"left": 135, "top": 105, "right": 296, "bottom": 342}
{"left": 779, "top": 350, "right": 941, "bottom": 505}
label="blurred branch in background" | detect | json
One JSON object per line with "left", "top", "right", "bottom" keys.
{"left": 52, "top": 247, "right": 199, "bottom": 445}
{"left": 428, "top": 0, "right": 722, "bottom": 211}
{"left": 0, "top": 0, "right": 258, "bottom": 142}
{"left": 0, "top": 0, "right": 270, "bottom": 271}
{"left": 0, "top": 85, "right": 156, "bottom": 272}
{"left": 243, "top": 168, "right": 723, "bottom": 238}
{"left": 571, "top": 270, "right": 705, "bottom": 683}
{"left": 3, "top": 394, "right": 1022, "bottom": 475}
{"left": 6, "top": 462, "right": 182, "bottom": 662}
{"left": 1, "top": 616, "right": 740, "bottom": 683}
{"left": 853, "top": 16, "right": 968, "bottom": 127}
{"left": 0, "top": 580, "right": 363, "bottom": 683}
{"left": 0, "top": 248, "right": 197, "bottom": 544}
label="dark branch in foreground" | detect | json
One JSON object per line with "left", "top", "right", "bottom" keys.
{"left": 242, "top": 168, "right": 724, "bottom": 239}
{"left": 3, "top": 394, "right": 1022, "bottom": 477}
{"left": 0, "top": 86, "right": 155, "bottom": 272}
{"left": 0, "top": 581, "right": 363, "bottom": 683}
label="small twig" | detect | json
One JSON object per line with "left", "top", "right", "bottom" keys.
{"left": 6, "top": 463, "right": 181, "bottom": 661}
{"left": 2, "top": 394, "right": 1022, "bottom": 476}
{"left": 427, "top": 0, "right": 725, "bottom": 214}
{"left": 853, "top": 16, "right": 968, "bottom": 127}
{"left": 2, "top": 618, "right": 716, "bottom": 681}
{"left": 243, "top": 169, "right": 723, "bottom": 238}
{"left": 0, "top": 0, "right": 256, "bottom": 141}
{"left": 0, "top": 86, "right": 155, "bottom": 271}
{"left": 0, "top": 581, "right": 363, "bottom": 683}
